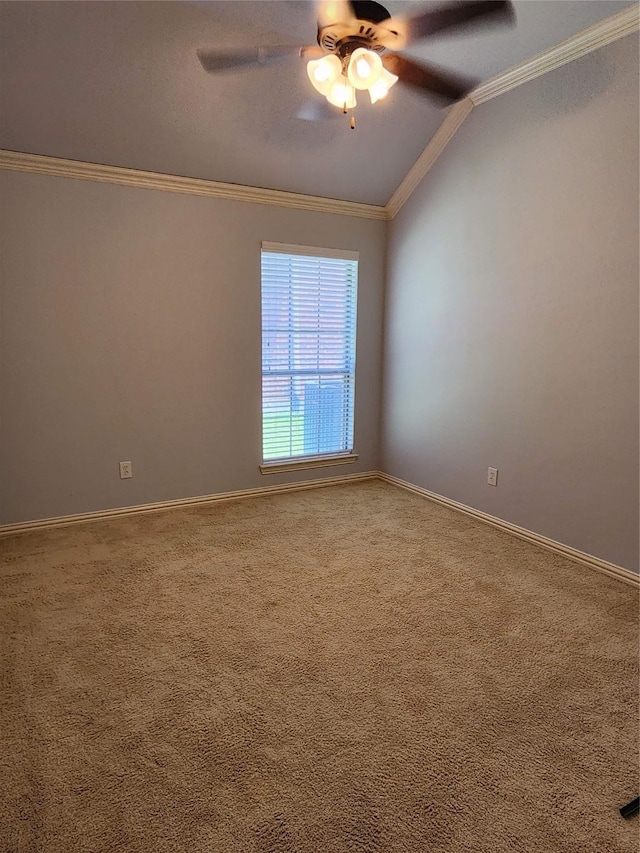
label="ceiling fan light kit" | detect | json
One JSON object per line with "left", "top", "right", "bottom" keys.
{"left": 368, "top": 68, "right": 399, "bottom": 104}
{"left": 306, "top": 54, "right": 342, "bottom": 96}
{"left": 346, "top": 47, "right": 383, "bottom": 90}
{"left": 308, "top": 46, "right": 393, "bottom": 114}
{"left": 326, "top": 75, "right": 358, "bottom": 110}
{"left": 197, "top": 1, "right": 515, "bottom": 128}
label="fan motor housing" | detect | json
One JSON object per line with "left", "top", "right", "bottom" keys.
{"left": 319, "top": 20, "right": 403, "bottom": 55}
{"left": 317, "top": 2, "right": 401, "bottom": 57}
{"left": 351, "top": 1, "right": 391, "bottom": 24}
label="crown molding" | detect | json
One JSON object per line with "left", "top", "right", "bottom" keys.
{"left": 470, "top": 4, "right": 640, "bottom": 106}
{"left": 1, "top": 7, "right": 637, "bottom": 223}
{"left": 0, "top": 149, "right": 389, "bottom": 221}
{"left": 385, "top": 97, "right": 473, "bottom": 219}
{"left": 384, "top": 5, "right": 640, "bottom": 218}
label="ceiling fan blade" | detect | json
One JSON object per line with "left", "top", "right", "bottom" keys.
{"left": 317, "top": 0, "right": 356, "bottom": 27}
{"left": 390, "top": 1, "right": 515, "bottom": 48}
{"left": 382, "top": 53, "right": 476, "bottom": 104}
{"left": 197, "top": 45, "right": 307, "bottom": 74}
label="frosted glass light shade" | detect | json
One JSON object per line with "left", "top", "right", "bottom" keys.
{"left": 326, "top": 75, "right": 357, "bottom": 109}
{"left": 368, "top": 68, "right": 399, "bottom": 104}
{"left": 306, "top": 54, "right": 342, "bottom": 96}
{"left": 347, "top": 48, "right": 383, "bottom": 91}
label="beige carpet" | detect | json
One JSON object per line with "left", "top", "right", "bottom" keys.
{"left": 0, "top": 480, "right": 638, "bottom": 852}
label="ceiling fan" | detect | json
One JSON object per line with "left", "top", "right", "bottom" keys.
{"left": 197, "top": 0, "right": 515, "bottom": 128}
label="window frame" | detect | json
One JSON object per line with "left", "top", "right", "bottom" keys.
{"left": 259, "top": 241, "right": 359, "bottom": 474}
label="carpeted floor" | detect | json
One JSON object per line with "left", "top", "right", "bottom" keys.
{"left": 0, "top": 480, "right": 638, "bottom": 852}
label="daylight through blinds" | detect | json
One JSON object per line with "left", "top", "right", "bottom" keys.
{"left": 261, "top": 246, "right": 358, "bottom": 462}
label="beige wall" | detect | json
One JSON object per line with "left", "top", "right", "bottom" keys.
{"left": 382, "top": 35, "right": 639, "bottom": 572}
{"left": 1, "top": 36, "right": 638, "bottom": 575}
{"left": 0, "top": 175, "right": 385, "bottom": 523}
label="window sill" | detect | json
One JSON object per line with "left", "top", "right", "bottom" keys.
{"left": 260, "top": 453, "right": 358, "bottom": 475}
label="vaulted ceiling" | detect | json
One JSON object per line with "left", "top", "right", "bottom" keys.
{"left": 0, "top": 1, "right": 635, "bottom": 205}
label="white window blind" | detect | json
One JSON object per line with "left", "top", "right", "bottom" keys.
{"left": 261, "top": 243, "right": 358, "bottom": 463}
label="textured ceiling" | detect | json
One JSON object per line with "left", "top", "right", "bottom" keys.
{"left": 0, "top": 1, "right": 634, "bottom": 205}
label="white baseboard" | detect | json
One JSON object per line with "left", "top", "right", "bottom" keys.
{"left": 0, "top": 471, "right": 378, "bottom": 537}
{"left": 3, "top": 470, "right": 637, "bottom": 589}
{"left": 378, "top": 473, "right": 639, "bottom": 589}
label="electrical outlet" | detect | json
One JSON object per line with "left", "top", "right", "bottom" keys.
{"left": 487, "top": 467, "right": 498, "bottom": 487}
{"left": 119, "top": 461, "right": 133, "bottom": 479}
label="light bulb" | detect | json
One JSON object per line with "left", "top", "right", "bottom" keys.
{"left": 326, "top": 75, "right": 357, "bottom": 109}
{"left": 347, "top": 47, "right": 383, "bottom": 91}
{"left": 368, "top": 68, "right": 398, "bottom": 104}
{"left": 306, "top": 55, "right": 342, "bottom": 96}
{"left": 314, "top": 64, "right": 331, "bottom": 83}
{"left": 356, "top": 57, "right": 371, "bottom": 78}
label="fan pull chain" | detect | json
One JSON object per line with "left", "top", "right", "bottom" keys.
{"left": 350, "top": 114, "right": 356, "bottom": 130}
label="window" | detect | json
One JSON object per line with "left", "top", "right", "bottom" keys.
{"left": 261, "top": 242, "right": 358, "bottom": 470}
